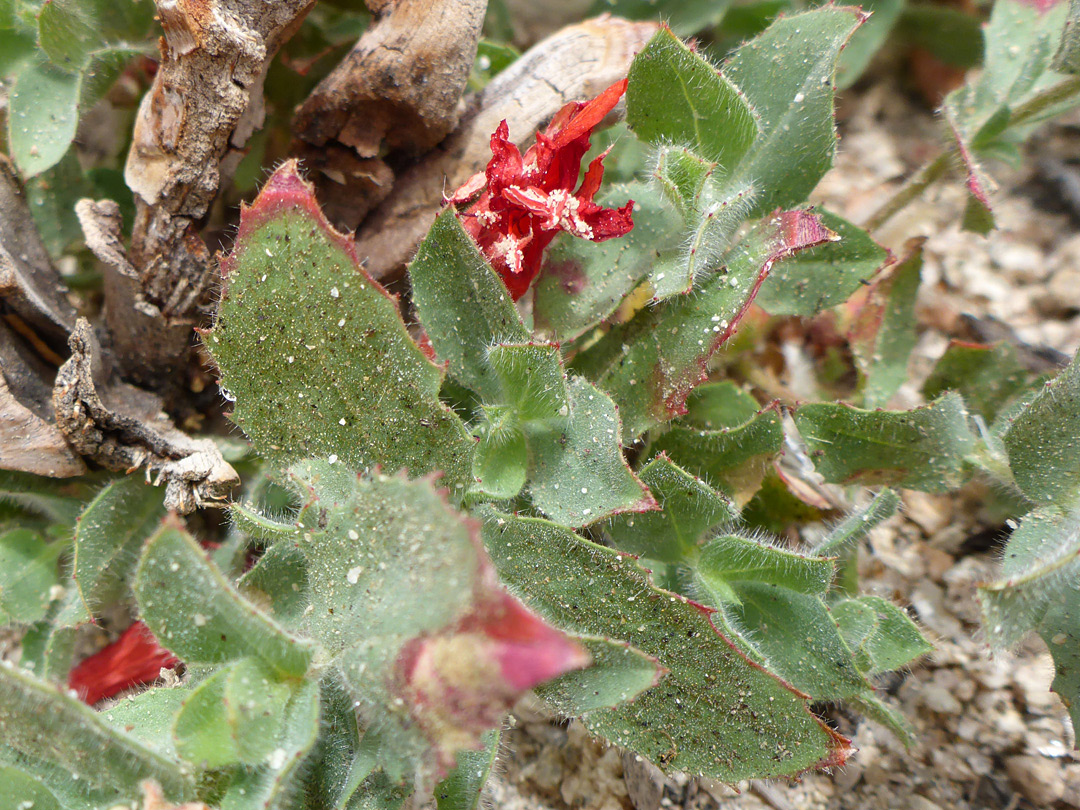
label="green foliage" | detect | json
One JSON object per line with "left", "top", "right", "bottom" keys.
{"left": 0, "top": 662, "right": 195, "bottom": 801}
{"left": 943, "top": 0, "right": 1079, "bottom": 230}
{"left": 923, "top": 341, "right": 1031, "bottom": 422}
{"left": 606, "top": 454, "right": 737, "bottom": 562}
{"left": 1002, "top": 350, "right": 1080, "bottom": 506}
{"left": 207, "top": 168, "right": 475, "bottom": 494}
{"left": 725, "top": 7, "right": 863, "bottom": 217}
{"left": 795, "top": 394, "right": 977, "bottom": 492}
{"left": 5, "top": 0, "right": 154, "bottom": 176}
{"left": 20, "top": 2, "right": 1080, "bottom": 804}
{"left": 627, "top": 28, "right": 758, "bottom": 174}
{"left": 136, "top": 522, "right": 316, "bottom": 677}
{"left": 479, "top": 508, "right": 851, "bottom": 779}
{"left": 64, "top": 474, "right": 164, "bottom": 626}
{"left": 850, "top": 243, "right": 923, "bottom": 408}
{"left": 757, "top": 211, "right": 890, "bottom": 317}
{"left": 410, "top": 211, "right": 529, "bottom": 400}
{"left": 647, "top": 384, "right": 784, "bottom": 502}
{"left": 0, "top": 529, "right": 61, "bottom": 624}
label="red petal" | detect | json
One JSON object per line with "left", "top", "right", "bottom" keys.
{"left": 485, "top": 120, "right": 525, "bottom": 192}
{"left": 580, "top": 199, "right": 635, "bottom": 242}
{"left": 467, "top": 593, "right": 590, "bottom": 691}
{"left": 446, "top": 171, "right": 486, "bottom": 205}
{"left": 550, "top": 78, "right": 628, "bottom": 149}
{"left": 576, "top": 151, "right": 610, "bottom": 203}
{"left": 68, "top": 622, "right": 179, "bottom": 705}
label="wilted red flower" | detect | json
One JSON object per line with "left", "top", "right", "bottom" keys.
{"left": 69, "top": 621, "right": 178, "bottom": 705}
{"left": 396, "top": 590, "right": 589, "bottom": 775}
{"left": 448, "top": 78, "right": 635, "bottom": 300}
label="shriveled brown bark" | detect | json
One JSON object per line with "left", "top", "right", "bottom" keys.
{"left": 0, "top": 321, "right": 86, "bottom": 478}
{"left": 294, "top": 0, "right": 486, "bottom": 156}
{"left": 354, "top": 15, "right": 660, "bottom": 281}
{"left": 291, "top": 0, "right": 487, "bottom": 231}
{"left": 0, "top": 156, "right": 76, "bottom": 351}
{"left": 0, "top": 155, "right": 85, "bottom": 477}
{"left": 52, "top": 320, "right": 238, "bottom": 513}
{"left": 119, "top": 0, "right": 314, "bottom": 394}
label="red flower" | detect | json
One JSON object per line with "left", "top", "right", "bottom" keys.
{"left": 396, "top": 589, "right": 589, "bottom": 775}
{"left": 448, "top": 78, "right": 635, "bottom": 300}
{"left": 69, "top": 621, "right": 179, "bottom": 705}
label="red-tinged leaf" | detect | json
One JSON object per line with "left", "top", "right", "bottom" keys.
{"left": 588, "top": 209, "right": 838, "bottom": 440}
{"left": 206, "top": 161, "right": 475, "bottom": 488}
{"left": 68, "top": 621, "right": 178, "bottom": 705}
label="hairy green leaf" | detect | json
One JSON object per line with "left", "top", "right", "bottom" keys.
{"left": 832, "top": 596, "right": 932, "bottom": 674}
{"left": 207, "top": 162, "right": 474, "bottom": 492}
{"left": 487, "top": 343, "right": 569, "bottom": 421}
{"left": 135, "top": 522, "right": 317, "bottom": 677}
{"left": 923, "top": 340, "right": 1030, "bottom": 422}
{"left": 219, "top": 679, "right": 321, "bottom": 810}
{"left": 726, "top": 8, "right": 864, "bottom": 217}
{"left": 795, "top": 394, "right": 976, "bottom": 493}
{"left": 435, "top": 730, "right": 500, "bottom": 810}
{"left": 850, "top": 242, "right": 922, "bottom": 408}
{"left": 811, "top": 489, "right": 901, "bottom": 557}
{"left": 607, "top": 454, "right": 737, "bottom": 562}
{"left": 647, "top": 402, "right": 783, "bottom": 504}
{"left": 592, "top": 210, "right": 836, "bottom": 440}
{"left": 409, "top": 210, "right": 528, "bottom": 400}
{"left": 627, "top": 28, "right": 758, "bottom": 174}
{"left": 1002, "top": 349, "right": 1080, "bottom": 506}
{"left": 725, "top": 583, "right": 871, "bottom": 700}
{"left": 978, "top": 504, "right": 1080, "bottom": 648}
{"left": 697, "top": 535, "right": 835, "bottom": 602}
{"left": 174, "top": 657, "right": 293, "bottom": 768}
{"left": 758, "top": 211, "right": 888, "bottom": 317}
{"left": 0, "top": 529, "right": 61, "bottom": 625}
{"left": 0, "top": 662, "right": 194, "bottom": 800}
{"left": 525, "top": 376, "right": 654, "bottom": 527}
{"left": 479, "top": 509, "right": 851, "bottom": 780}
{"left": 66, "top": 474, "right": 164, "bottom": 625}
{"left": 536, "top": 637, "right": 663, "bottom": 715}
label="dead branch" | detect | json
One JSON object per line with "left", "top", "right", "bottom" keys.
{"left": 0, "top": 155, "right": 77, "bottom": 351}
{"left": 120, "top": 0, "right": 314, "bottom": 393}
{"left": 0, "top": 321, "right": 86, "bottom": 478}
{"left": 294, "top": 0, "right": 486, "bottom": 156}
{"left": 354, "top": 15, "right": 660, "bottom": 281}
{"left": 53, "top": 320, "right": 238, "bottom": 513}
{"left": 291, "top": 0, "right": 486, "bottom": 231}
{"left": 0, "top": 155, "right": 86, "bottom": 477}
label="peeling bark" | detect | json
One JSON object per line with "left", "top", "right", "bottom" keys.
{"left": 0, "top": 371, "right": 86, "bottom": 478}
{"left": 294, "top": 0, "right": 486, "bottom": 156}
{"left": 120, "top": 0, "right": 314, "bottom": 393}
{"left": 0, "top": 322, "right": 86, "bottom": 478}
{"left": 354, "top": 15, "right": 659, "bottom": 281}
{"left": 291, "top": 0, "right": 486, "bottom": 231}
{"left": 0, "top": 155, "right": 77, "bottom": 351}
{"left": 53, "top": 320, "right": 238, "bottom": 513}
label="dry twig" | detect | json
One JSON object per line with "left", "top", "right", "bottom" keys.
{"left": 120, "top": 0, "right": 314, "bottom": 393}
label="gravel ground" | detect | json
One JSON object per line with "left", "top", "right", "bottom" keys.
{"left": 482, "top": 78, "right": 1080, "bottom": 810}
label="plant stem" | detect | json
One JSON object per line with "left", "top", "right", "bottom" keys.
{"left": 864, "top": 150, "right": 953, "bottom": 232}
{"left": 864, "top": 77, "right": 1080, "bottom": 232}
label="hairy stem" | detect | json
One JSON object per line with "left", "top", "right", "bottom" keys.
{"left": 865, "top": 77, "right": 1080, "bottom": 232}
